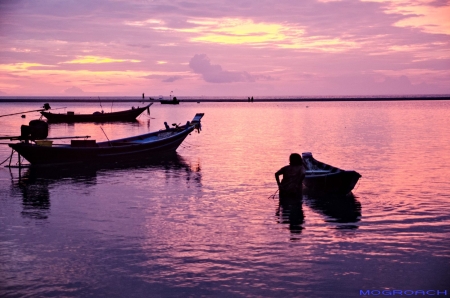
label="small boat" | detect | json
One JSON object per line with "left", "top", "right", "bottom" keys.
{"left": 160, "top": 97, "right": 180, "bottom": 105}
{"left": 9, "top": 113, "right": 204, "bottom": 166}
{"left": 40, "top": 103, "right": 152, "bottom": 122}
{"left": 160, "top": 91, "right": 180, "bottom": 105}
{"left": 302, "top": 152, "right": 361, "bottom": 195}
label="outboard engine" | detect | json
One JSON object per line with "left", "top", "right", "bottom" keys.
{"left": 29, "top": 120, "right": 49, "bottom": 139}
{"left": 20, "top": 120, "right": 49, "bottom": 141}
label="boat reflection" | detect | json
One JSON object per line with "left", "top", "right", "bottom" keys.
{"left": 10, "top": 153, "right": 201, "bottom": 219}
{"left": 304, "top": 192, "right": 362, "bottom": 229}
{"left": 276, "top": 198, "right": 305, "bottom": 237}
{"left": 14, "top": 176, "right": 51, "bottom": 220}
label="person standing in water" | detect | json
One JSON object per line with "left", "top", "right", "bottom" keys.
{"left": 275, "top": 153, "right": 306, "bottom": 200}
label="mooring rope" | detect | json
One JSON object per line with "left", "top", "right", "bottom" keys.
{"left": 182, "top": 140, "right": 200, "bottom": 147}
{"left": 0, "top": 150, "right": 15, "bottom": 166}
{"left": 0, "top": 155, "right": 11, "bottom": 166}
{"left": 268, "top": 189, "right": 279, "bottom": 200}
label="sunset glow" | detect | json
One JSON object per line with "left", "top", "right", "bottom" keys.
{"left": 0, "top": 0, "right": 448, "bottom": 96}
{"left": 188, "top": 18, "right": 290, "bottom": 44}
{"left": 61, "top": 56, "right": 141, "bottom": 64}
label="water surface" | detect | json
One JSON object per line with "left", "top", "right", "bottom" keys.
{"left": 1, "top": 101, "right": 449, "bottom": 297}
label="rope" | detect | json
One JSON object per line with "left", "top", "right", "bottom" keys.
{"left": 0, "top": 153, "right": 13, "bottom": 166}
{"left": 182, "top": 140, "right": 200, "bottom": 147}
{"left": 268, "top": 189, "right": 279, "bottom": 200}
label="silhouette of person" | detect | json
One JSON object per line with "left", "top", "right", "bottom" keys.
{"left": 275, "top": 153, "right": 306, "bottom": 201}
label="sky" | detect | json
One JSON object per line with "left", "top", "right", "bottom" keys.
{"left": 0, "top": 0, "right": 449, "bottom": 97}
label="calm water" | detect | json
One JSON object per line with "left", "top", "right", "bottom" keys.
{"left": 1, "top": 101, "right": 449, "bottom": 297}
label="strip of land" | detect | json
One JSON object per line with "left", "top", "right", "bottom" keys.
{"left": 0, "top": 96, "right": 449, "bottom": 103}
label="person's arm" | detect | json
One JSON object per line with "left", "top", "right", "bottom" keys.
{"left": 275, "top": 168, "right": 284, "bottom": 188}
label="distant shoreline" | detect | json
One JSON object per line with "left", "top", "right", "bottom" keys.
{"left": 0, "top": 96, "right": 449, "bottom": 103}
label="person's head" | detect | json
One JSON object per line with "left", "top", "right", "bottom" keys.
{"left": 289, "top": 153, "right": 303, "bottom": 166}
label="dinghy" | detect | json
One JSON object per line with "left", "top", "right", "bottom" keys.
{"left": 302, "top": 152, "right": 361, "bottom": 195}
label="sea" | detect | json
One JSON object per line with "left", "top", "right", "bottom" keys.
{"left": 0, "top": 100, "right": 449, "bottom": 297}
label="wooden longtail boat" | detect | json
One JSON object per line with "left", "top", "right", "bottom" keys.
{"left": 40, "top": 103, "right": 152, "bottom": 122}
{"left": 302, "top": 152, "right": 361, "bottom": 195}
{"left": 9, "top": 113, "right": 204, "bottom": 166}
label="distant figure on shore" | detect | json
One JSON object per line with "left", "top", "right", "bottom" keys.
{"left": 142, "top": 93, "right": 144, "bottom": 99}
{"left": 275, "top": 153, "right": 306, "bottom": 201}
{"left": 251, "top": 96, "right": 253, "bottom": 102}
{"left": 248, "top": 97, "right": 250, "bottom": 102}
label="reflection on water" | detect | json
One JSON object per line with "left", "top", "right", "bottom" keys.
{"left": 14, "top": 177, "right": 51, "bottom": 220}
{"left": 304, "top": 192, "right": 362, "bottom": 229}
{"left": 9, "top": 153, "right": 201, "bottom": 220}
{"left": 275, "top": 189, "right": 362, "bottom": 236}
{"left": 1, "top": 101, "right": 450, "bottom": 296}
{"left": 276, "top": 198, "right": 305, "bottom": 237}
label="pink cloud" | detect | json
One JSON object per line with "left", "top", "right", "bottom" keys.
{"left": 0, "top": 0, "right": 448, "bottom": 95}
{"left": 64, "top": 86, "right": 84, "bottom": 95}
{"left": 189, "top": 54, "right": 256, "bottom": 83}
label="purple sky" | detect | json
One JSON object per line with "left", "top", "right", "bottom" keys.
{"left": 0, "top": 0, "right": 449, "bottom": 96}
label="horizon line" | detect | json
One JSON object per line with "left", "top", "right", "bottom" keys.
{"left": 1, "top": 95, "right": 450, "bottom": 103}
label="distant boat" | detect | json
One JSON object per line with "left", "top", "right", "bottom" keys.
{"left": 160, "top": 98, "right": 180, "bottom": 105}
{"left": 160, "top": 91, "right": 180, "bottom": 105}
{"left": 9, "top": 113, "right": 204, "bottom": 166}
{"left": 160, "top": 97, "right": 180, "bottom": 105}
{"left": 40, "top": 103, "right": 152, "bottom": 122}
{"left": 302, "top": 152, "right": 361, "bottom": 195}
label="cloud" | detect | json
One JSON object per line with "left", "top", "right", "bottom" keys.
{"left": 127, "top": 44, "right": 152, "bottom": 49}
{"left": 162, "top": 76, "right": 182, "bottom": 82}
{"left": 64, "top": 86, "right": 84, "bottom": 95}
{"left": 1, "top": 0, "right": 449, "bottom": 95}
{"left": 189, "top": 54, "right": 256, "bottom": 83}
{"left": 92, "top": 83, "right": 124, "bottom": 86}
{"left": 428, "top": 0, "right": 450, "bottom": 7}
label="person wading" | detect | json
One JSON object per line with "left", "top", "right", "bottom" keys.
{"left": 275, "top": 153, "right": 306, "bottom": 201}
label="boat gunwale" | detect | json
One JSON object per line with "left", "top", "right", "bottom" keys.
{"left": 24, "top": 125, "right": 195, "bottom": 149}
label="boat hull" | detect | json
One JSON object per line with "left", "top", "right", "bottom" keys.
{"left": 160, "top": 100, "right": 180, "bottom": 105}
{"left": 9, "top": 126, "right": 195, "bottom": 166}
{"left": 303, "top": 170, "right": 361, "bottom": 195}
{"left": 40, "top": 105, "right": 150, "bottom": 122}
{"left": 302, "top": 152, "right": 361, "bottom": 195}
